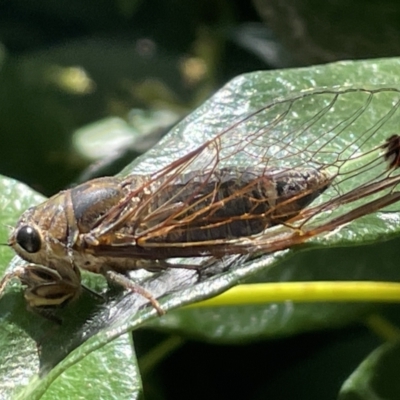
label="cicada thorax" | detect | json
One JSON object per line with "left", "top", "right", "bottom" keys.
{"left": 70, "top": 176, "right": 128, "bottom": 234}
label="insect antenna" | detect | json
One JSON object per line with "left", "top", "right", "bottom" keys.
{"left": 1, "top": 222, "right": 14, "bottom": 230}
{"left": 0, "top": 223, "right": 15, "bottom": 246}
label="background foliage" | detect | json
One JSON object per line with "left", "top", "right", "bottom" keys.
{"left": 2, "top": 1, "right": 400, "bottom": 399}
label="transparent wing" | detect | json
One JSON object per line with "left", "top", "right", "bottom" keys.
{"left": 88, "top": 87, "right": 400, "bottom": 257}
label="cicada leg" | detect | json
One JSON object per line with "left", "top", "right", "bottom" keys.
{"left": 0, "top": 266, "right": 26, "bottom": 296}
{"left": 102, "top": 269, "right": 165, "bottom": 315}
{"left": 134, "top": 258, "right": 202, "bottom": 272}
{"left": 0, "top": 263, "right": 82, "bottom": 322}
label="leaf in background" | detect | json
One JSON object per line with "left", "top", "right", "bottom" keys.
{"left": 339, "top": 340, "right": 400, "bottom": 400}
{"left": 254, "top": 0, "right": 400, "bottom": 65}
{"left": 2, "top": 58, "right": 400, "bottom": 397}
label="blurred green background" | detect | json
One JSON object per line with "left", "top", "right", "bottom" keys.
{"left": 3, "top": 1, "right": 400, "bottom": 399}
{"left": 4, "top": 0, "right": 400, "bottom": 196}
{"left": 0, "top": 0, "right": 275, "bottom": 195}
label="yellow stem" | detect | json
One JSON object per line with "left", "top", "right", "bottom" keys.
{"left": 186, "top": 281, "right": 400, "bottom": 308}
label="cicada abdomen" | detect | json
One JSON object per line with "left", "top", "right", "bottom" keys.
{"left": 111, "top": 167, "right": 333, "bottom": 246}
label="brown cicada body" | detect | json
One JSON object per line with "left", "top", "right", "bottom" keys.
{"left": 2, "top": 87, "right": 400, "bottom": 317}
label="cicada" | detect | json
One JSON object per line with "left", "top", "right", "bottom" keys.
{"left": 2, "top": 87, "right": 400, "bottom": 318}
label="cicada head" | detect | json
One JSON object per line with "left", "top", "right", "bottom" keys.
{"left": 8, "top": 190, "right": 70, "bottom": 268}
{"left": 0, "top": 190, "right": 84, "bottom": 313}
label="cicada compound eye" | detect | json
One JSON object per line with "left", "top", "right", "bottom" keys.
{"left": 15, "top": 225, "right": 42, "bottom": 253}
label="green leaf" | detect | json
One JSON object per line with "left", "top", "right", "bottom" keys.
{"left": 339, "top": 340, "right": 400, "bottom": 400}
{"left": 2, "top": 58, "right": 400, "bottom": 397}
